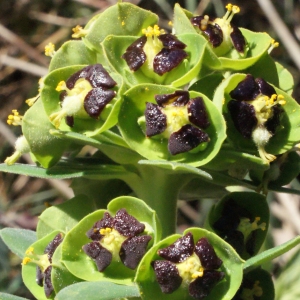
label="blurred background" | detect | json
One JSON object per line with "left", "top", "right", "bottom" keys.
{"left": 0, "top": 0, "right": 300, "bottom": 298}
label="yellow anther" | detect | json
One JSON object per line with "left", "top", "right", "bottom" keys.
{"left": 226, "top": 3, "right": 233, "bottom": 11}
{"left": 56, "top": 81, "right": 67, "bottom": 92}
{"left": 253, "top": 217, "right": 266, "bottom": 231}
{"left": 72, "top": 25, "right": 89, "bottom": 38}
{"left": 121, "top": 21, "right": 125, "bottom": 26}
{"left": 232, "top": 5, "right": 240, "bottom": 14}
{"left": 25, "top": 247, "right": 34, "bottom": 255}
{"left": 22, "top": 257, "right": 32, "bottom": 265}
{"left": 25, "top": 95, "right": 39, "bottom": 106}
{"left": 100, "top": 228, "right": 112, "bottom": 235}
{"left": 268, "top": 39, "right": 279, "bottom": 54}
{"left": 7, "top": 109, "right": 23, "bottom": 126}
{"left": 168, "top": 21, "right": 173, "bottom": 27}
{"left": 44, "top": 42, "right": 56, "bottom": 57}
{"left": 142, "top": 25, "right": 165, "bottom": 38}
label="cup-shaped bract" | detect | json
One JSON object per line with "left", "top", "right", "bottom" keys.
{"left": 78, "top": 2, "right": 158, "bottom": 53}
{"left": 173, "top": 3, "right": 273, "bottom": 71}
{"left": 206, "top": 192, "right": 270, "bottom": 259}
{"left": 61, "top": 196, "right": 161, "bottom": 285}
{"left": 21, "top": 231, "right": 81, "bottom": 300}
{"left": 118, "top": 84, "right": 226, "bottom": 167}
{"left": 213, "top": 73, "right": 300, "bottom": 163}
{"left": 232, "top": 268, "right": 274, "bottom": 300}
{"left": 135, "top": 228, "right": 243, "bottom": 300}
{"left": 103, "top": 31, "right": 205, "bottom": 87}
{"left": 41, "top": 64, "right": 124, "bottom": 137}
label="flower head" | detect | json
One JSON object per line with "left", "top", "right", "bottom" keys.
{"left": 50, "top": 64, "right": 117, "bottom": 128}
{"left": 213, "top": 198, "right": 266, "bottom": 257}
{"left": 122, "top": 25, "right": 188, "bottom": 76}
{"left": 83, "top": 209, "right": 152, "bottom": 271}
{"left": 22, "top": 233, "right": 64, "bottom": 298}
{"left": 191, "top": 3, "right": 247, "bottom": 57}
{"left": 72, "top": 25, "right": 89, "bottom": 38}
{"left": 227, "top": 74, "right": 285, "bottom": 163}
{"left": 143, "top": 90, "right": 210, "bottom": 155}
{"left": 152, "top": 232, "right": 224, "bottom": 299}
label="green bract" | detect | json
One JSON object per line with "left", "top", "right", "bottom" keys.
{"left": 206, "top": 192, "right": 269, "bottom": 259}
{"left": 81, "top": 2, "right": 158, "bottom": 53}
{"left": 103, "top": 32, "right": 205, "bottom": 87}
{"left": 41, "top": 64, "right": 124, "bottom": 136}
{"left": 119, "top": 84, "right": 226, "bottom": 167}
{"left": 135, "top": 228, "right": 243, "bottom": 300}
{"left": 213, "top": 73, "right": 300, "bottom": 158}
{"left": 61, "top": 196, "right": 161, "bottom": 284}
{"left": 173, "top": 4, "right": 273, "bottom": 71}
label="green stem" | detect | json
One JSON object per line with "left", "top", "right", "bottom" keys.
{"left": 123, "top": 164, "right": 193, "bottom": 238}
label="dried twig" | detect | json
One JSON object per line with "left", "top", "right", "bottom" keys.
{"left": 256, "top": 0, "right": 300, "bottom": 71}
{"left": 0, "top": 23, "right": 49, "bottom": 66}
{"left": 0, "top": 55, "right": 48, "bottom": 77}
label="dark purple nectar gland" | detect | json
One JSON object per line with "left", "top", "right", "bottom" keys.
{"left": 50, "top": 64, "right": 117, "bottom": 128}
{"left": 191, "top": 3, "right": 246, "bottom": 57}
{"left": 22, "top": 233, "right": 64, "bottom": 298}
{"left": 152, "top": 233, "right": 224, "bottom": 299}
{"left": 227, "top": 74, "right": 286, "bottom": 163}
{"left": 143, "top": 90, "right": 210, "bottom": 155}
{"left": 83, "top": 209, "right": 152, "bottom": 272}
{"left": 122, "top": 25, "right": 188, "bottom": 76}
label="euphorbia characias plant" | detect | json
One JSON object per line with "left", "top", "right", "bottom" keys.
{"left": 1, "top": 1, "right": 300, "bottom": 300}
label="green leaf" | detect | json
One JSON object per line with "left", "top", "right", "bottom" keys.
{"left": 36, "top": 194, "right": 96, "bottom": 239}
{"left": 0, "top": 293, "right": 30, "bottom": 300}
{"left": 0, "top": 161, "right": 130, "bottom": 180}
{"left": 136, "top": 228, "right": 243, "bottom": 300}
{"left": 0, "top": 228, "right": 36, "bottom": 258}
{"left": 119, "top": 84, "right": 226, "bottom": 167}
{"left": 83, "top": 2, "right": 158, "bottom": 53}
{"left": 22, "top": 98, "right": 69, "bottom": 168}
{"left": 49, "top": 40, "right": 98, "bottom": 72}
{"left": 61, "top": 196, "right": 161, "bottom": 284}
{"left": 50, "top": 130, "right": 143, "bottom": 165}
{"left": 244, "top": 235, "right": 300, "bottom": 271}
{"left": 55, "top": 281, "right": 140, "bottom": 300}
{"left": 206, "top": 192, "right": 270, "bottom": 260}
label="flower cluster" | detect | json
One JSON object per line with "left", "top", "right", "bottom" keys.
{"left": 83, "top": 209, "right": 152, "bottom": 271}
{"left": 50, "top": 64, "right": 117, "bottom": 128}
{"left": 227, "top": 74, "right": 286, "bottom": 162}
{"left": 152, "top": 232, "right": 224, "bottom": 299}
{"left": 22, "top": 233, "right": 63, "bottom": 298}
{"left": 144, "top": 90, "right": 210, "bottom": 155}
{"left": 122, "top": 25, "right": 188, "bottom": 76}
{"left": 191, "top": 3, "right": 246, "bottom": 57}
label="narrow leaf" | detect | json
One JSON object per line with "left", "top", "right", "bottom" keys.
{"left": 244, "top": 235, "right": 300, "bottom": 271}
{"left": 55, "top": 282, "right": 140, "bottom": 300}
{"left": 0, "top": 293, "right": 30, "bottom": 300}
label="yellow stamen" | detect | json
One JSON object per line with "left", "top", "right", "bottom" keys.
{"left": 237, "top": 216, "right": 267, "bottom": 242}
{"left": 25, "top": 95, "right": 39, "bottom": 106}
{"left": 241, "top": 280, "right": 263, "bottom": 299}
{"left": 142, "top": 25, "right": 165, "bottom": 38}
{"left": 72, "top": 25, "right": 89, "bottom": 38}
{"left": 25, "top": 246, "right": 34, "bottom": 255}
{"left": 7, "top": 110, "right": 23, "bottom": 126}
{"left": 268, "top": 39, "right": 279, "bottom": 54}
{"left": 22, "top": 257, "right": 32, "bottom": 265}
{"left": 56, "top": 81, "right": 68, "bottom": 92}
{"left": 191, "top": 266, "right": 204, "bottom": 279}
{"left": 223, "top": 3, "right": 240, "bottom": 22}
{"left": 44, "top": 42, "right": 56, "bottom": 57}
{"left": 200, "top": 15, "right": 210, "bottom": 31}
{"left": 100, "top": 228, "right": 112, "bottom": 235}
